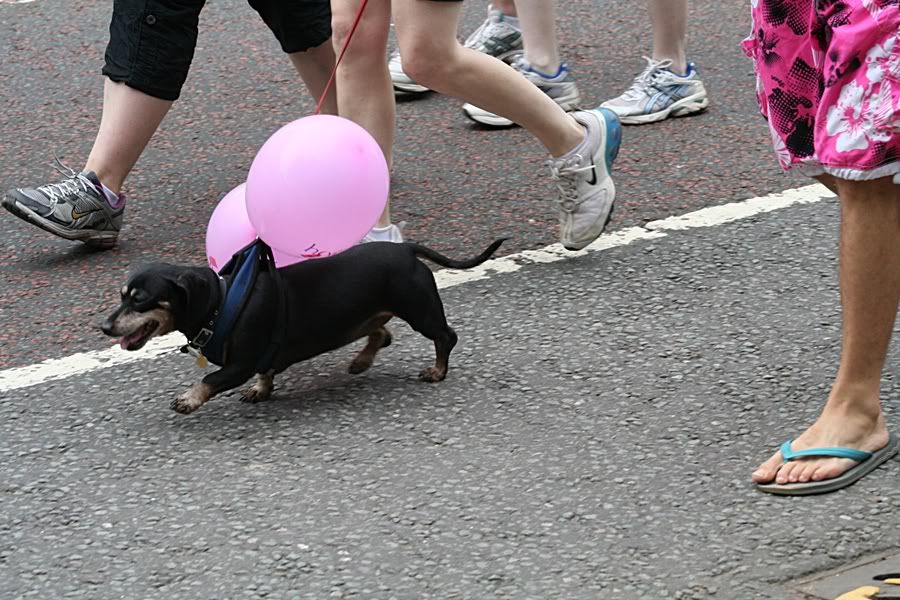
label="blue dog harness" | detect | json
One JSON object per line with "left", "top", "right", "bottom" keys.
{"left": 181, "top": 240, "right": 286, "bottom": 372}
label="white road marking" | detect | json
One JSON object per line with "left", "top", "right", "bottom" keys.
{"left": 0, "top": 184, "right": 834, "bottom": 393}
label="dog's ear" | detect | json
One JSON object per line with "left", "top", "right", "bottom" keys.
{"left": 173, "top": 270, "right": 207, "bottom": 308}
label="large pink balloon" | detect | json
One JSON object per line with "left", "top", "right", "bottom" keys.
{"left": 205, "top": 183, "right": 257, "bottom": 273}
{"left": 246, "top": 115, "right": 389, "bottom": 257}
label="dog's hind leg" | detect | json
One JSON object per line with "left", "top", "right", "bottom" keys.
{"left": 349, "top": 327, "right": 393, "bottom": 374}
{"left": 394, "top": 269, "right": 458, "bottom": 382}
{"left": 241, "top": 371, "right": 275, "bottom": 403}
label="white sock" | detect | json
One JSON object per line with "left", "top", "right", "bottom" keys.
{"left": 366, "top": 225, "right": 397, "bottom": 241}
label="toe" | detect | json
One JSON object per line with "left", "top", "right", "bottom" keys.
{"left": 795, "top": 460, "right": 819, "bottom": 484}
{"left": 752, "top": 450, "right": 784, "bottom": 483}
{"left": 776, "top": 460, "right": 799, "bottom": 484}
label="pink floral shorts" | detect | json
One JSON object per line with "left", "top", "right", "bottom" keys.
{"left": 742, "top": 0, "right": 900, "bottom": 182}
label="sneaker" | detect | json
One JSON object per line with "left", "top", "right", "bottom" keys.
{"left": 389, "top": 49, "right": 430, "bottom": 94}
{"left": 463, "top": 4, "right": 523, "bottom": 62}
{"left": 548, "top": 108, "right": 622, "bottom": 251}
{"left": 362, "top": 222, "right": 405, "bottom": 244}
{"left": 601, "top": 57, "right": 708, "bottom": 125}
{"left": 2, "top": 161, "right": 124, "bottom": 248}
{"left": 462, "top": 58, "right": 582, "bottom": 127}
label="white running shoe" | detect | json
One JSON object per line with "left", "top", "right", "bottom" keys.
{"left": 601, "top": 57, "right": 709, "bottom": 125}
{"left": 548, "top": 108, "right": 622, "bottom": 251}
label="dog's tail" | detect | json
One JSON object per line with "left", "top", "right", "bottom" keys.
{"left": 409, "top": 238, "right": 507, "bottom": 270}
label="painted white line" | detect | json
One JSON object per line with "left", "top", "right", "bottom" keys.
{"left": 645, "top": 184, "right": 832, "bottom": 231}
{"left": 0, "top": 184, "right": 833, "bottom": 393}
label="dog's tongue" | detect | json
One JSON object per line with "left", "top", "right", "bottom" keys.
{"left": 119, "top": 329, "right": 143, "bottom": 350}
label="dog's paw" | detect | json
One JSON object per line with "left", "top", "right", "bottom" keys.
{"left": 240, "top": 386, "right": 271, "bottom": 404}
{"left": 240, "top": 375, "right": 273, "bottom": 403}
{"left": 170, "top": 384, "right": 210, "bottom": 414}
{"left": 171, "top": 395, "right": 201, "bottom": 414}
{"left": 348, "top": 357, "right": 372, "bottom": 375}
{"left": 418, "top": 367, "right": 447, "bottom": 383}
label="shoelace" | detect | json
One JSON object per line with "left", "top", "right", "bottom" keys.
{"left": 548, "top": 155, "right": 594, "bottom": 212}
{"left": 39, "top": 158, "right": 95, "bottom": 206}
{"left": 463, "top": 10, "right": 508, "bottom": 49}
{"left": 620, "top": 56, "right": 674, "bottom": 101}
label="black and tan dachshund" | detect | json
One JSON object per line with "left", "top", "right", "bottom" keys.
{"left": 101, "top": 239, "right": 505, "bottom": 414}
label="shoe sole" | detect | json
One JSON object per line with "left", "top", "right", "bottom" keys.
{"left": 609, "top": 92, "right": 709, "bottom": 125}
{"left": 561, "top": 108, "right": 622, "bottom": 251}
{"left": 463, "top": 90, "right": 583, "bottom": 128}
{"left": 391, "top": 77, "right": 430, "bottom": 93}
{"left": 2, "top": 192, "right": 119, "bottom": 249}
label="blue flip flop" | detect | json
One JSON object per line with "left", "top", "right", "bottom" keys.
{"left": 755, "top": 433, "right": 900, "bottom": 496}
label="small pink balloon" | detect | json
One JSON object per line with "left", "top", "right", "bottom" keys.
{"left": 246, "top": 115, "right": 389, "bottom": 258}
{"left": 205, "top": 183, "right": 257, "bottom": 273}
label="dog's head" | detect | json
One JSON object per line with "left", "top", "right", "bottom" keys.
{"left": 101, "top": 264, "right": 199, "bottom": 351}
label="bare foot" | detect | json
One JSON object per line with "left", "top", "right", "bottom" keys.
{"left": 752, "top": 405, "right": 889, "bottom": 485}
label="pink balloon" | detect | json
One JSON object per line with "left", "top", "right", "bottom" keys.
{"left": 205, "top": 183, "right": 258, "bottom": 273}
{"left": 272, "top": 248, "right": 303, "bottom": 268}
{"left": 246, "top": 115, "right": 389, "bottom": 257}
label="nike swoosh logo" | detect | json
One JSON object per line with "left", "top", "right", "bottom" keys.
{"left": 587, "top": 165, "right": 598, "bottom": 186}
{"left": 71, "top": 207, "right": 102, "bottom": 220}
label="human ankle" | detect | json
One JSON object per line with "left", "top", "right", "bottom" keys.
{"left": 550, "top": 117, "right": 587, "bottom": 159}
{"left": 820, "top": 388, "right": 884, "bottom": 427}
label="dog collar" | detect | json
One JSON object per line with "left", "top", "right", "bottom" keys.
{"left": 181, "top": 276, "right": 227, "bottom": 367}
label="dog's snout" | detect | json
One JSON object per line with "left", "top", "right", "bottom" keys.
{"left": 99, "top": 316, "right": 117, "bottom": 336}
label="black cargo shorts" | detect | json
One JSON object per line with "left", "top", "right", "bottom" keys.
{"left": 102, "top": 0, "right": 331, "bottom": 101}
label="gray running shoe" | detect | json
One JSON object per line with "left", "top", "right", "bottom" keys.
{"left": 463, "top": 4, "right": 523, "bottom": 62}
{"left": 2, "top": 161, "right": 124, "bottom": 248}
{"left": 548, "top": 108, "right": 622, "bottom": 251}
{"left": 463, "top": 58, "right": 582, "bottom": 127}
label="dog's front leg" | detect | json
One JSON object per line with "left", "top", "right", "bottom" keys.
{"left": 240, "top": 371, "right": 275, "bottom": 404}
{"left": 171, "top": 366, "right": 254, "bottom": 414}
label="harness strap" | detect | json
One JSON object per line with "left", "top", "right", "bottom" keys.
{"left": 180, "top": 240, "right": 286, "bottom": 373}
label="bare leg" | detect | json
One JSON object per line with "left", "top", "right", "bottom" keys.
{"left": 513, "top": 0, "right": 560, "bottom": 74}
{"left": 83, "top": 80, "right": 172, "bottom": 195}
{"left": 332, "top": 0, "right": 395, "bottom": 227}
{"left": 394, "top": 0, "right": 583, "bottom": 157}
{"left": 753, "top": 177, "right": 899, "bottom": 485}
{"left": 649, "top": 0, "right": 688, "bottom": 74}
{"left": 288, "top": 40, "right": 338, "bottom": 115}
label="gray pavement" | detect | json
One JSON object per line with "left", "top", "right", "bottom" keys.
{"left": 3, "top": 198, "right": 899, "bottom": 599}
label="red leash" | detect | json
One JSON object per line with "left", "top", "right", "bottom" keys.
{"left": 314, "top": 0, "right": 370, "bottom": 115}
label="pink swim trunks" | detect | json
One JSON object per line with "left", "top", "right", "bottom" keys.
{"left": 742, "top": 0, "right": 900, "bottom": 182}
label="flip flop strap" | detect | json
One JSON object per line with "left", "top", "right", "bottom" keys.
{"left": 780, "top": 440, "right": 872, "bottom": 462}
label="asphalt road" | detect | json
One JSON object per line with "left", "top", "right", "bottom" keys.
{"left": 2, "top": 1, "right": 898, "bottom": 599}
{"left": 2, "top": 198, "right": 899, "bottom": 599}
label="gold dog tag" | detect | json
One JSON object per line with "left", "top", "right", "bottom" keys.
{"left": 196, "top": 354, "right": 209, "bottom": 369}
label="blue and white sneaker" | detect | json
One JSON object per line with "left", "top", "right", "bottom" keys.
{"left": 463, "top": 58, "right": 581, "bottom": 127}
{"left": 548, "top": 108, "right": 622, "bottom": 251}
{"left": 601, "top": 57, "right": 708, "bottom": 125}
